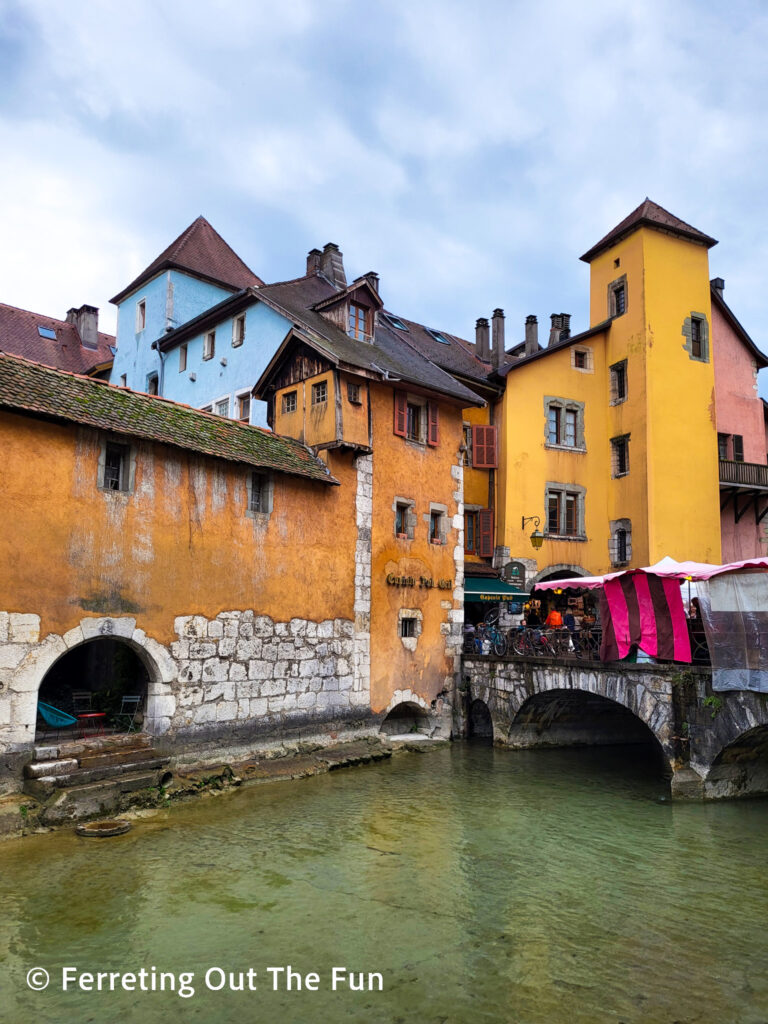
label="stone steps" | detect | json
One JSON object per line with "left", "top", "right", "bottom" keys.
{"left": 36, "top": 770, "right": 169, "bottom": 826}
{"left": 24, "top": 755, "right": 170, "bottom": 799}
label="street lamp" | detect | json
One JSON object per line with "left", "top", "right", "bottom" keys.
{"left": 521, "top": 515, "right": 544, "bottom": 550}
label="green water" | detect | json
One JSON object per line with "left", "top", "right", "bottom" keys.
{"left": 1, "top": 743, "right": 767, "bottom": 1024}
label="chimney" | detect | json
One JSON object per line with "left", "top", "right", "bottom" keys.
{"left": 66, "top": 304, "right": 99, "bottom": 350}
{"left": 524, "top": 315, "right": 538, "bottom": 356}
{"left": 492, "top": 308, "right": 505, "bottom": 369}
{"left": 548, "top": 313, "right": 571, "bottom": 347}
{"left": 475, "top": 317, "right": 490, "bottom": 361}
{"left": 319, "top": 242, "right": 346, "bottom": 289}
{"left": 712, "top": 277, "right": 725, "bottom": 298}
{"left": 306, "top": 248, "right": 322, "bottom": 275}
{"left": 363, "top": 271, "right": 380, "bottom": 294}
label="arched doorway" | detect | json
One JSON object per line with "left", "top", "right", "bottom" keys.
{"left": 533, "top": 565, "right": 589, "bottom": 585}
{"left": 706, "top": 726, "right": 768, "bottom": 799}
{"left": 468, "top": 699, "right": 493, "bottom": 740}
{"left": 380, "top": 701, "right": 432, "bottom": 737}
{"left": 38, "top": 638, "right": 150, "bottom": 737}
{"left": 508, "top": 689, "right": 670, "bottom": 778}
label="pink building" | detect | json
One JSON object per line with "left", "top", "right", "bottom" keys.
{"left": 712, "top": 278, "right": 768, "bottom": 561}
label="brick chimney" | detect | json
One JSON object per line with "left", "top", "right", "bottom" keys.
{"left": 548, "top": 313, "right": 571, "bottom": 347}
{"left": 492, "top": 308, "right": 505, "bottom": 369}
{"left": 306, "top": 248, "right": 322, "bottom": 275}
{"left": 363, "top": 271, "right": 380, "bottom": 295}
{"left": 475, "top": 317, "right": 490, "bottom": 361}
{"left": 524, "top": 315, "right": 538, "bottom": 356}
{"left": 319, "top": 243, "right": 347, "bottom": 289}
{"left": 66, "top": 304, "right": 99, "bottom": 350}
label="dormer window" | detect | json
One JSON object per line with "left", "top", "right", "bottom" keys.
{"left": 348, "top": 302, "right": 370, "bottom": 340}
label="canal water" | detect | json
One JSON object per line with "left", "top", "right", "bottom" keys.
{"left": 1, "top": 743, "right": 767, "bottom": 1024}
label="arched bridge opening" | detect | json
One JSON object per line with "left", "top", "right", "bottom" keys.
{"left": 705, "top": 725, "right": 768, "bottom": 799}
{"left": 380, "top": 701, "right": 432, "bottom": 737}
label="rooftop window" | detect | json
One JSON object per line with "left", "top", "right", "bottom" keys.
{"left": 426, "top": 328, "right": 450, "bottom": 345}
{"left": 384, "top": 313, "right": 409, "bottom": 332}
{"left": 37, "top": 326, "right": 56, "bottom": 340}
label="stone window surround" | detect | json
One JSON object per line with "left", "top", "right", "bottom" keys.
{"left": 397, "top": 608, "right": 423, "bottom": 652}
{"left": 424, "top": 502, "right": 448, "bottom": 545}
{"left": 571, "top": 346, "right": 594, "bottom": 374}
{"left": 464, "top": 503, "right": 482, "bottom": 554}
{"left": 608, "top": 273, "right": 628, "bottom": 318}
{"left": 609, "top": 517, "right": 632, "bottom": 567}
{"left": 610, "top": 433, "right": 631, "bottom": 478}
{"left": 97, "top": 435, "right": 137, "bottom": 495}
{"left": 247, "top": 471, "right": 273, "bottom": 520}
{"left": 682, "top": 312, "right": 710, "bottom": 363}
{"left": 545, "top": 481, "right": 587, "bottom": 540}
{"left": 544, "top": 396, "right": 586, "bottom": 452}
{"left": 392, "top": 495, "right": 416, "bottom": 540}
{"left": 609, "top": 359, "right": 628, "bottom": 406}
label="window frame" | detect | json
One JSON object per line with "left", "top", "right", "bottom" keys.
{"left": 348, "top": 302, "right": 370, "bottom": 340}
{"left": 394, "top": 498, "right": 416, "bottom": 540}
{"left": 146, "top": 373, "right": 159, "bottom": 396}
{"left": 608, "top": 274, "right": 628, "bottom": 318}
{"left": 682, "top": 312, "right": 710, "bottom": 363}
{"left": 203, "top": 330, "right": 216, "bottom": 361}
{"left": 611, "top": 434, "right": 630, "bottom": 478}
{"left": 98, "top": 437, "right": 135, "bottom": 495}
{"left": 311, "top": 380, "right": 328, "bottom": 406}
{"left": 282, "top": 390, "right": 298, "bottom": 414}
{"left": 136, "top": 299, "right": 147, "bottom": 333}
{"left": 544, "top": 397, "right": 585, "bottom": 451}
{"left": 347, "top": 382, "right": 362, "bottom": 405}
{"left": 213, "top": 396, "right": 230, "bottom": 417}
{"left": 179, "top": 344, "right": 188, "bottom": 373}
{"left": 610, "top": 360, "right": 628, "bottom": 405}
{"left": 545, "top": 483, "right": 586, "bottom": 539}
{"left": 427, "top": 503, "right": 448, "bottom": 545}
{"left": 733, "top": 434, "right": 744, "bottom": 462}
{"left": 237, "top": 391, "right": 251, "bottom": 424}
{"left": 247, "top": 471, "right": 273, "bottom": 518}
{"left": 232, "top": 314, "right": 246, "bottom": 348}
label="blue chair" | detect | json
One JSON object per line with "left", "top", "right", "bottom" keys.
{"left": 37, "top": 702, "right": 78, "bottom": 728}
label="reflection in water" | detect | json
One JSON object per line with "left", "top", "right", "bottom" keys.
{"left": 1, "top": 745, "right": 767, "bottom": 1023}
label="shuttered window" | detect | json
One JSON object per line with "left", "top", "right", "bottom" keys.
{"left": 477, "top": 508, "right": 494, "bottom": 558}
{"left": 394, "top": 392, "right": 407, "bottom": 437}
{"left": 427, "top": 403, "right": 439, "bottom": 447}
{"left": 472, "top": 425, "right": 497, "bottom": 468}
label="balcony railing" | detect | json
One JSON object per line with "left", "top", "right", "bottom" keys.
{"left": 719, "top": 459, "right": 768, "bottom": 489}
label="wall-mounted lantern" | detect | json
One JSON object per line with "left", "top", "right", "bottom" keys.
{"left": 521, "top": 515, "right": 544, "bottom": 550}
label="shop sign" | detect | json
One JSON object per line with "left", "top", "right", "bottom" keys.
{"left": 386, "top": 574, "right": 453, "bottom": 590}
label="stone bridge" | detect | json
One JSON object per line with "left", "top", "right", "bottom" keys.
{"left": 461, "top": 656, "right": 768, "bottom": 800}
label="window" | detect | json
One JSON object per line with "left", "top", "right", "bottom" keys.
{"left": 394, "top": 392, "right": 438, "bottom": 446}
{"left": 215, "top": 398, "right": 229, "bottom": 417}
{"left": 348, "top": 302, "right": 369, "bottom": 340}
{"left": 545, "top": 399, "right": 584, "bottom": 449}
{"left": 476, "top": 508, "right": 494, "bottom": 558}
{"left": 617, "top": 528, "right": 628, "bottom": 564}
{"left": 733, "top": 434, "right": 744, "bottom": 462}
{"left": 347, "top": 382, "right": 362, "bottom": 404}
{"left": 426, "top": 328, "right": 450, "bottom": 345}
{"left": 179, "top": 344, "right": 187, "bottom": 372}
{"left": 608, "top": 275, "right": 627, "bottom": 318}
{"left": 312, "top": 380, "right": 327, "bottom": 405}
{"left": 238, "top": 394, "right": 251, "bottom": 423}
{"left": 611, "top": 435, "right": 630, "bottom": 477}
{"left": 573, "top": 349, "right": 588, "bottom": 369}
{"left": 282, "top": 390, "right": 298, "bottom": 413}
{"left": 429, "top": 510, "right": 447, "bottom": 544}
{"left": 201, "top": 404, "right": 212, "bottom": 413}
{"left": 683, "top": 313, "right": 710, "bottom": 363}
{"left": 383, "top": 313, "right": 409, "bottom": 332}
{"left": 232, "top": 314, "right": 246, "bottom": 348}
{"left": 146, "top": 373, "right": 159, "bottom": 396}
{"left": 610, "top": 518, "right": 632, "bottom": 567}
{"left": 399, "top": 617, "right": 418, "bottom": 638}
{"left": 136, "top": 300, "right": 146, "bottom": 332}
{"left": 465, "top": 511, "right": 477, "bottom": 553}
{"left": 37, "top": 325, "right": 56, "bottom": 340}
{"left": 119, "top": 374, "right": 127, "bottom": 387}
{"left": 610, "top": 360, "right": 627, "bottom": 405}
{"left": 203, "top": 331, "right": 215, "bottom": 360}
{"left": 103, "top": 442, "right": 129, "bottom": 492}
{"left": 718, "top": 433, "right": 729, "bottom": 460}
{"left": 394, "top": 498, "right": 415, "bottom": 539}
{"left": 462, "top": 425, "right": 473, "bottom": 466}
{"left": 545, "top": 484, "right": 585, "bottom": 538}
{"left": 248, "top": 472, "right": 272, "bottom": 515}
{"left": 472, "top": 425, "right": 497, "bottom": 467}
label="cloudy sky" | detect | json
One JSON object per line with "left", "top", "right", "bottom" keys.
{"left": 2, "top": 0, "right": 768, "bottom": 388}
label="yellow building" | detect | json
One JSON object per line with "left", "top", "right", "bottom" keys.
{"left": 496, "top": 199, "right": 723, "bottom": 583}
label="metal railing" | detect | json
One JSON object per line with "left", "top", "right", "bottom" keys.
{"left": 719, "top": 459, "right": 768, "bottom": 489}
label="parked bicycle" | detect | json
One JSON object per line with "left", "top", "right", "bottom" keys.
{"left": 463, "top": 620, "right": 507, "bottom": 657}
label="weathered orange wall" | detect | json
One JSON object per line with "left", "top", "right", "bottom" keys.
{"left": 368, "top": 384, "right": 462, "bottom": 713}
{"left": 0, "top": 411, "right": 357, "bottom": 644}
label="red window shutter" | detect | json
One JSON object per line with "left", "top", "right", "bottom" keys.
{"left": 473, "top": 425, "right": 497, "bottom": 468}
{"left": 394, "top": 391, "right": 407, "bottom": 437}
{"left": 477, "top": 508, "right": 494, "bottom": 558}
{"left": 427, "top": 402, "right": 439, "bottom": 446}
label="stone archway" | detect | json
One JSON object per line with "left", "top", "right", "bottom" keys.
{"left": 4, "top": 616, "right": 176, "bottom": 753}
{"left": 531, "top": 564, "right": 590, "bottom": 586}
{"left": 468, "top": 698, "right": 493, "bottom": 739}
{"left": 703, "top": 725, "right": 768, "bottom": 799}
{"left": 380, "top": 700, "right": 432, "bottom": 736}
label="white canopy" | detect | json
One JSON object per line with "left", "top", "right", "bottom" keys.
{"left": 534, "top": 556, "right": 768, "bottom": 592}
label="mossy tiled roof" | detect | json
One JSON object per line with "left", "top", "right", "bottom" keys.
{"left": 0, "top": 352, "right": 336, "bottom": 484}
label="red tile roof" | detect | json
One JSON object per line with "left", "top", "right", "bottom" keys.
{"left": 0, "top": 352, "right": 337, "bottom": 484}
{"left": 580, "top": 199, "right": 718, "bottom": 263}
{"left": 110, "top": 216, "right": 264, "bottom": 304}
{"left": 0, "top": 303, "right": 114, "bottom": 376}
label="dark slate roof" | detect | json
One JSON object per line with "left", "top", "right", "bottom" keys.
{"left": 0, "top": 352, "right": 336, "bottom": 484}
{"left": 110, "top": 216, "right": 264, "bottom": 305}
{"left": 0, "top": 303, "right": 114, "bottom": 375}
{"left": 386, "top": 314, "right": 493, "bottom": 385}
{"left": 711, "top": 282, "right": 768, "bottom": 369}
{"left": 255, "top": 275, "right": 484, "bottom": 406}
{"left": 580, "top": 199, "right": 718, "bottom": 263}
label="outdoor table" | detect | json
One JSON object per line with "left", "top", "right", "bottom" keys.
{"left": 77, "top": 712, "right": 106, "bottom": 738}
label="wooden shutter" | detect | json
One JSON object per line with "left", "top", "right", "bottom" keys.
{"left": 473, "top": 425, "right": 497, "bottom": 468}
{"left": 477, "top": 508, "right": 494, "bottom": 558}
{"left": 427, "top": 402, "right": 439, "bottom": 447}
{"left": 394, "top": 391, "right": 407, "bottom": 437}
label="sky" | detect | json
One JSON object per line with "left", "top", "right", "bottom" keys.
{"left": 2, "top": 0, "right": 768, "bottom": 390}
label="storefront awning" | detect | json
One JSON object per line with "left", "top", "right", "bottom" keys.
{"left": 464, "top": 577, "right": 529, "bottom": 601}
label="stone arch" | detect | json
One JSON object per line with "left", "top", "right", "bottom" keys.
{"left": 703, "top": 724, "right": 768, "bottom": 799}
{"left": 530, "top": 564, "right": 590, "bottom": 586}
{"left": 380, "top": 699, "right": 432, "bottom": 736}
{"left": 468, "top": 698, "right": 493, "bottom": 739}
{"left": 7, "top": 617, "right": 176, "bottom": 750}
{"left": 508, "top": 686, "right": 671, "bottom": 770}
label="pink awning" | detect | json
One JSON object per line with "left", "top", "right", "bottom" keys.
{"left": 533, "top": 556, "right": 768, "bottom": 592}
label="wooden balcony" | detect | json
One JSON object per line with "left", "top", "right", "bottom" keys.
{"left": 719, "top": 459, "right": 768, "bottom": 491}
